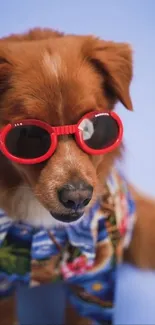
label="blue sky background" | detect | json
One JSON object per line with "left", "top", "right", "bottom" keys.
{"left": 1, "top": 0, "right": 155, "bottom": 196}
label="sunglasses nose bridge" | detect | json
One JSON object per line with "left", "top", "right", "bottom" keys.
{"left": 52, "top": 124, "right": 77, "bottom": 136}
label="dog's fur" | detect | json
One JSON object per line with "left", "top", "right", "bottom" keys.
{"left": 0, "top": 28, "right": 154, "bottom": 325}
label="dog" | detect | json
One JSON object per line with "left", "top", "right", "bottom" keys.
{"left": 0, "top": 28, "right": 154, "bottom": 325}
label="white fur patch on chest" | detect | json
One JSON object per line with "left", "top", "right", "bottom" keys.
{"left": 12, "top": 186, "right": 59, "bottom": 228}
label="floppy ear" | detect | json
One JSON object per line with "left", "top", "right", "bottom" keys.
{"left": 85, "top": 38, "right": 133, "bottom": 110}
{"left": 0, "top": 55, "right": 12, "bottom": 99}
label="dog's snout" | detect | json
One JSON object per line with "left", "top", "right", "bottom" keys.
{"left": 58, "top": 181, "right": 93, "bottom": 210}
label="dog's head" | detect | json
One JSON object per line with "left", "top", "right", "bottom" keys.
{"left": 0, "top": 29, "right": 133, "bottom": 226}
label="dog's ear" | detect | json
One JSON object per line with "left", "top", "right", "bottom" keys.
{"left": 0, "top": 55, "right": 12, "bottom": 99}
{"left": 84, "top": 38, "right": 133, "bottom": 110}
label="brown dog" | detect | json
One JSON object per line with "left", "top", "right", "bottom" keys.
{"left": 0, "top": 28, "right": 154, "bottom": 325}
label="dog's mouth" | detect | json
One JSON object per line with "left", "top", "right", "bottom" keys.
{"left": 50, "top": 212, "right": 84, "bottom": 223}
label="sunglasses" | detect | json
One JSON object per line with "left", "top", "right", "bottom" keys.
{"left": 0, "top": 111, "right": 123, "bottom": 165}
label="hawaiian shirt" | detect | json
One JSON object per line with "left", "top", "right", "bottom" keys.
{"left": 0, "top": 169, "right": 136, "bottom": 324}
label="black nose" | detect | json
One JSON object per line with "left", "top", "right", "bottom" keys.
{"left": 58, "top": 181, "right": 93, "bottom": 210}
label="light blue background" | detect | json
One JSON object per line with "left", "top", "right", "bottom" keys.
{"left": 1, "top": 2, "right": 155, "bottom": 324}
{"left": 1, "top": 0, "right": 155, "bottom": 196}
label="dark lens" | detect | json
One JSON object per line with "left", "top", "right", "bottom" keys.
{"left": 5, "top": 125, "right": 51, "bottom": 159}
{"left": 79, "top": 114, "right": 119, "bottom": 150}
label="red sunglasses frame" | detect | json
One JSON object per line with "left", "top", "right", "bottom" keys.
{"left": 0, "top": 111, "right": 123, "bottom": 165}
